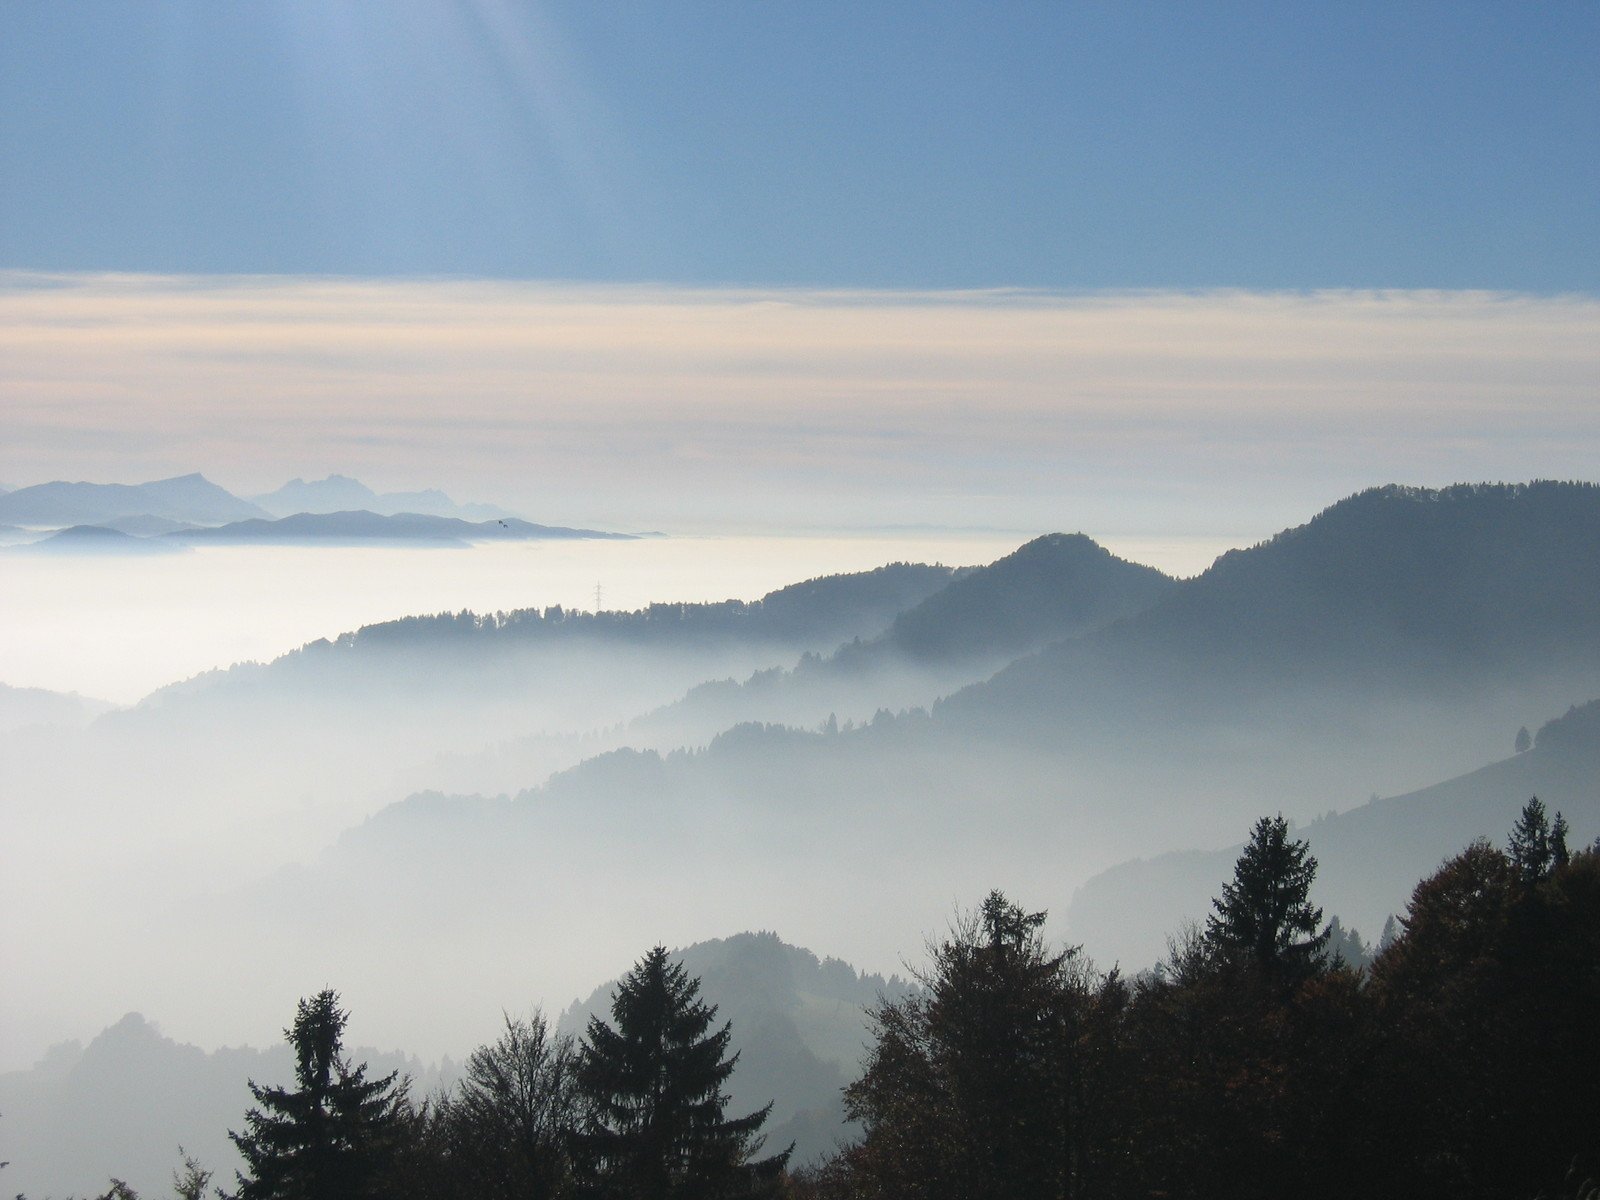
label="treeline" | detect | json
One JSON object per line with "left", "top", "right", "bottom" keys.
{"left": 804, "top": 801, "right": 1599, "bottom": 1200}
{"left": 291, "top": 562, "right": 957, "bottom": 657}
{"left": 49, "top": 802, "right": 1598, "bottom": 1200}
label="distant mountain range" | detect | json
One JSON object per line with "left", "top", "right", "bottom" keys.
{"left": 252, "top": 474, "right": 519, "bottom": 521}
{"left": 166, "top": 510, "right": 629, "bottom": 546}
{"left": 0, "top": 473, "right": 267, "bottom": 527}
{"left": 0, "top": 472, "right": 620, "bottom": 546}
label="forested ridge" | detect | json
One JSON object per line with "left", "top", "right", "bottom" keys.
{"left": 32, "top": 801, "right": 1597, "bottom": 1200}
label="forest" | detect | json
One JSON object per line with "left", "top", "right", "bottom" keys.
{"left": 38, "top": 798, "right": 1598, "bottom": 1200}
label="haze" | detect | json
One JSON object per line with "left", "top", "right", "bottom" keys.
{"left": 2, "top": 4, "right": 1597, "bottom": 1196}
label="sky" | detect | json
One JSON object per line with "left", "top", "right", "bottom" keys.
{"left": 2, "top": 1, "right": 1598, "bottom": 532}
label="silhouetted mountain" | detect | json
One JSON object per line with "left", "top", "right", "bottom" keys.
{"left": 253, "top": 474, "right": 520, "bottom": 521}
{"left": 167, "top": 509, "right": 628, "bottom": 544}
{"left": 1067, "top": 696, "right": 1600, "bottom": 970}
{"left": 879, "top": 532, "right": 1174, "bottom": 663}
{"left": 332, "top": 484, "right": 1600, "bottom": 958}
{"left": 0, "top": 682, "right": 115, "bottom": 733}
{"left": 16, "top": 523, "right": 189, "bottom": 555}
{"left": 941, "top": 482, "right": 1600, "bottom": 737}
{"left": 603, "top": 533, "right": 1174, "bottom": 766}
{"left": 559, "top": 931, "right": 914, "bottom": 1166}
{"left": 0, "top": 473, "right": 267, "bottom": 527}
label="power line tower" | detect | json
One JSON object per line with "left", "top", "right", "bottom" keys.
{"left": 594, "top": 582, "right": 603, "bottom": 612}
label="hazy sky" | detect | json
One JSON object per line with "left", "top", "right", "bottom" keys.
{"left": 2, "top": 3, "right": 1598, "bottom": 533}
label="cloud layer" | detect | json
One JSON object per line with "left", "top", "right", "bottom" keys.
{"left": 3, "top": 272, "right": 1596, "bottom": 535}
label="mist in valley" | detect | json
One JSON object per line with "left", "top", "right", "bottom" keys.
{"left": 6, "top": 482, "right": 1600, "bottom": 1196}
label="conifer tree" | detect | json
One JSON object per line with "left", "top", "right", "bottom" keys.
{"left": 229, "top": 990, "right": 409, "bottom": 1200}
{"left": 1508, "top": 797, "right": 1565, "bottom": 885}
{"left": 1205, "top": 815, "right": 1329, "bottom": 978}
{"left": 575, "top": 947, "right": 789, "bottom": 1200}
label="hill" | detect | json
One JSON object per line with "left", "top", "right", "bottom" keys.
{"left": 0, "top": 1013, "right": 440, "bottom": 1200}
{"left": 596, "top": 532, "right": 1176, "bottom": 769}
{"left": 559, "top": 932, "right": 915, "bottom": 1166}
{"left": 0, "top": 682, "right": 116, "bottom": 733}
{"left": 0, "top": 934, "right": 897, "bottom": 1195}
{"left": 0, "top": 473, "right": 267, "bottom": 527}
{"left": 1067, "top": 696, "right": 1600, "bottom": 970}
{"left": 16, "top": 523, "right": 189, "bottom": 555}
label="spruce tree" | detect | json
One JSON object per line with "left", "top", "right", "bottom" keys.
{"left": 575, "top": 947, "right": 789, "bottom": 1200}
{"left": 1508, "top": 797, "right": 1559, "bottom": 885}
{"left": 1205, "top": 815, "right": 1329, "bottom": 979}
{"left": 229, "top": 990, "right": 409, "bottom": 1200}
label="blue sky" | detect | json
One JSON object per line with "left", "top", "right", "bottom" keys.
{"left": 2, "top": 4, "right": 1597, "bottom": 536}
{"left": 3, "top": 2, "right": 1596, "bottom": 290}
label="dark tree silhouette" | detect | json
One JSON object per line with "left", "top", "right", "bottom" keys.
{"left": 433, "top": 1011, "right": 580, "bottom": 1200}
{"left": 1515, "top": 724, "right": 1532, "bottom": 753}
{"left": 575, "top": 947, "right": 789, "bottom": 1200}
{"left": 229, "top": 990, "right": 409, "bottom": 1200}
{"left": 1508, "top": 796, "right": 1570, "bottom": 885}
{"left": 1205, "top": 815, "right": 1329, "bottom": 979}
{"left": 843, "top": 891, "right": 1105, "bottom": 1200}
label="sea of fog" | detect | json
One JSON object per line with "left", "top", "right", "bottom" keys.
{"left": 0, "top": 531, "right": 1237, "bottom": 704}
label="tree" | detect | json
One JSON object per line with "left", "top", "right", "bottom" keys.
{"left": 1205, "top": 815, "right": 1329, "bottom": 979}
{"left": 433, "top": 1011, "right": 581, "bottom": 1200}
{"left": 1508, "top": 796, "right": 1571, "bottom": 885}
{"left": 229, "top": 989, "right": 410, "bottom": 1200}
{"left": 842, "top": 891, "right": 1107, "bottom": 1200}
{"left": 1515, "top": 724, "right": 1532, "bottom": 753}
{"left": 574, "top": 947, "right": 789, "bottom": 1200}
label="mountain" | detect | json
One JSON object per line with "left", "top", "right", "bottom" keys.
{"left": 16, "top": 523, "right": 189, "bottom": 555}
{"left": 0, "top": 682, "right": 116, "bottom": 733}
{"left": 253, "top": 475, "right": 519, "bottom": 521}
{"left": 0, "top": 473, "right": 268, "bottom": 527}
{"left": 325, "top": 483, "right": 1600, "bottom": 975}
{"left": 594, "top": 533, "right": 1176, "bottom": 772}
{"left": 877, "top": 532, "right": 1175, "bottom": 664}
{"left": 941, "top": 483, "right": 1600, "bottom": 740}
{"left": 1066, "top": 696, "right": 1600, "bottom": 971}
{"left": 167, "top": 510, "right": 629, "bottom": 544}
{"left": 559, "top": 932, "right": 914, "bottom": 1166}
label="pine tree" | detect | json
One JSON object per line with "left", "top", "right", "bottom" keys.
{"left": 1205, "top": 815, "right": 1329, "bottom": 979}
{"left": 1508, "top": 797, "right": 1561, "bottom": 885}
{"left": 1514, "top": 725, "right": 1532, "bottom": 753}
{"left": 229, "top": 990, "right": 409, "bottom": 1200}
{"left": 575, "top": 947, "right": 789, "bottom": 1200}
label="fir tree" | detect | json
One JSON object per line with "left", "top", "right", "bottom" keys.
{"left": 575, "top": 947, "right": 789, "bottom": 1200}
{"left": 1508, "top": 797, "right": 1566, "bottom": 885}
{"left": 1205, "top": 815, "right": 1329, "bottom": 979}
{"left": 229, "top": 990, "right": 409, "bottom": 1200}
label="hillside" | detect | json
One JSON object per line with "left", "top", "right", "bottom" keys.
{"left": 1067, "top": 697, "right": 1600, "bottom": 970}
{"left": 559, "top": 932, "right": 915, "bottom": 1165}
{"left": 947, "top": 483, "right": 1600, "bottom": 734}
{"left": 599, "top": 533, "right": 1176, "bottom": 767}
{"left": 0, "top": 933, "right": 898, "bottom": 1195}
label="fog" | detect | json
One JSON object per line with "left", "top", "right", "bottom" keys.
{"left": 5, "top": 489, "right": 1600, "bottom": 1198}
